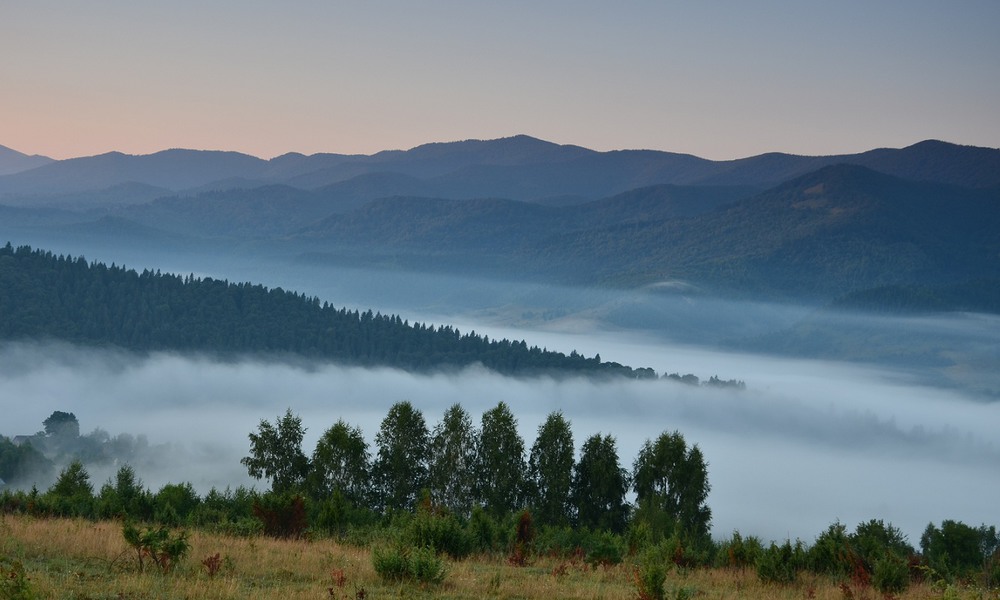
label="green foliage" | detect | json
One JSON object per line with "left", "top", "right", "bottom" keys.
{"left": 808, "top": 521, "right": 854, "bottom": 577}
{"left": 427, "top": 404, "right": 477, "bottom": 518}
{"left": 717, "top": 530, "right": 763, "bottom": 570}
{"left": 584, "top": 530, "right": 626, "bottom": 567}
{"left": 572, "top": 433, "right": 629, "bottom": 533}
{"left": 0, "top": 243, "right": 648, "bottom": 377}
{"left": 122, "top": 521, "right": 190, "bottom": 573}
{"left": 42, "top": 411, "right": 79, "bottom": 439}
{"left": 850, "top": 518, "right": 912, "bottom": 572}
{"left": 374, "top": 401, "right": 429, "bottom": 512}
{"left": 0, "top": 558, "right": 36, "bottom": 600}
{"left": 406, "top": 504, "right": 473, "bottom": 559}
{"left": 241, "top": 409, "right": 309, "bottom": 494}
{"left": 371, "top": 544, "right": 410, "bottom": 580}
{"left": 527, "top": 411, "right": 574, "bottom": 528}
{"left": 872, "top": 553, "right": 910, "bottom": 594}
{"left": 372, "top": 544, "right": 446, "bottom": 584}
{"left": 632, "top": 431, "right": 711, "bottom": 542}
{"left": 756, "top": 540, "right": 804, "bottom": 584}
{"left": 309, "top": 420, "right": 370, "bottom": 505}
{"left": 468, "top": 505, "right": 504, "bottom": 553}
{"left": 0, "top": 437, "right": 51, "bottom": 488}
{"left": 153, "top": 482, "right": 200, "bottom": 526}
{"left": 475, "top": 402, "right": 527, "bottom": 517}
{"left": 312, "top": 490, "right": 377, "bottom": 537}
{"left": 190, "top": 486, "right": 259, "bottom": 534}
{"left": 44, "top": 460, "right": 94, "bottom": 517}
{"left": 635, "top": 548, "right": 667, "bottom": 600}
{"left": 97, "top": 464, "right": 153, "bottom": 520}
{"left": 921, "top": 520, "right": 987, "bottom": 583}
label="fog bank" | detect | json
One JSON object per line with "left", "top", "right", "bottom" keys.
{"left": 2, "top": 340, "right": 996, "bottom": 544}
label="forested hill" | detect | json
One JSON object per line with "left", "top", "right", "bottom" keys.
{"left": 0, "top": 244, "right": 655, "bottom": 378}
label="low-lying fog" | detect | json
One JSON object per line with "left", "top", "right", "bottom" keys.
{"left": 3, "top": 338, "right": 996, "bottom": 545}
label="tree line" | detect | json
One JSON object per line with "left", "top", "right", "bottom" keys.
{"left": 241, "top": 402, "right": 711, "bottom": 541}
{"left": 2, "top": 406, "right": 997, "bottom": 592}
{"left": 0, "top": 243, "right": 674, "bottom": 378}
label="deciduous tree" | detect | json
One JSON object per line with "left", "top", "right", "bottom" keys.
{"left": 310, "top": 419, "right": 371, "bottom": 505}
{"left": 241, "top": 409, "right": 309, "bottom": 494}
{"left": 475, "top": 401, "right": 526, "bottom": 516}
{"left": 374, "top": 401, "right": 429, "bottom": 511}
{"left": 528, "top": 411, "right": 574, "bottom": 526}
{"left": 573, "top": 433, "right": 629, "bottom": 533}
{"left": 428, "top": 403, "right": 477, "bottom": 516}
{"left": 632, "top": 430, "right": 711, "bottom": 541}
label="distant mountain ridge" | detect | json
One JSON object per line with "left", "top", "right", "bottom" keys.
{"left": 0, "top": 145, "right": 54, "bottom": 177}
{"left": 2, "top": 136, "right": 997, "bottom": 203}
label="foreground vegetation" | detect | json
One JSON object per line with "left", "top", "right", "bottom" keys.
{"left": 4, "top": 514, "right": 997, "bottom": 600}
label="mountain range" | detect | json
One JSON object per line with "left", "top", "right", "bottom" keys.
{"left": 1, "top": 135, "right": 997, "bottom": 307}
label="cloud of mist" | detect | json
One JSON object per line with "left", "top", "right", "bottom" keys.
{"left": 2, "top": 339, "right": 997, "bottom": 545}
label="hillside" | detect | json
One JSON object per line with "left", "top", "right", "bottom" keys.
{"left": 0, "top": 144, "right": 54, "bottom": 176}
{"left": 0, "top": 243, "right": 656, "bottom": 378}
{"left": 290, "top": 165, "right": 1000, "bottom": 296}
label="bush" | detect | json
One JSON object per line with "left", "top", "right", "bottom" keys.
{"left": 756, "top": 540, "right": 802, "bottom": 584}
{"left": 122, "top": 521, "right": 190, "bottom": 574}
{"left": 372, "top": 544, "right": 411, "bottom": 580}
{"left": 808, "top": 522, "right": 855, "bottom": 577}
{"left": 717, "top": 530, "right": 762, "bottom": 570}
{"left": 408, "top": 545, "right": 447, "bottom": 584}
{"left": 585, "top": 530, "right": 626, "bottom": 567}
{"left": 468, "top": 506, "right": 503, "bottom": 553}
{"left": 634, "top": 549, "right": 666, "bottom": 600}
{"left": 406, "top": 507, "right": 473, "bottom": 559}
{"left": 372, "top": 544, "right": 446, "bottom": 584}
{"left": 873, "top": 554, "right": 910, "bottom": 594}
{"left": 153, "top": 482, "right": 200, "bottom": 525}
{"left": 533, "top": 525, "right": 587, "bottom": 558}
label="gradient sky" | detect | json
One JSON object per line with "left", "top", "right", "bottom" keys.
{"left": 3, "top": 1, "right": 998, "bottom": 160}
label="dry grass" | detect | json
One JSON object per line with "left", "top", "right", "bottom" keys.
{"left": 0, "top": 514, "right": 969, "bottom": 599}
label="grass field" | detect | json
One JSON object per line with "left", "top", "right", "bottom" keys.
{"left": 0, "top": 514, "right": 984, "bottom": 599}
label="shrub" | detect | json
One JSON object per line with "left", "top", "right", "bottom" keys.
{"left": 468, "top": 506, "right": 502, "bottom": 553}
{"left": 409, "top": 545, "right": 447, "bottom": 584}
{"left": 372, "top": 544, "right": 446, "bottom": 584}
{"left": 122, "top": 521, "right": 190, "bottom": 574}
{"left": 372, "top": 545, "right": 411, "bottom": 581}
{"left": 809, "top": 522, "right": 855, "bottom": 577}
{"left": 406, "top": 506, "right": 473, "bottom": 559}
{"left": 718, "top": 530, "right": 762, "bottom": 570}
{"left": 851, "top": 519, "right": 911, "bottom": 574}
{"left": 634, "top": 549, "right": 666, "bottom": 600}
{"left": 585, "top": 530, "right": 626, "bottom": 567}
{"left": 872, "top": 554, "right": 909, "bottom": 594}
{"left": 756, "top": 540, "right": 801, "bottom": 584}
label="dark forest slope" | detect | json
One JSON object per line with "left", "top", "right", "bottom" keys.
{"left": 0, "top": 244, "right": 655, "bottom": 378}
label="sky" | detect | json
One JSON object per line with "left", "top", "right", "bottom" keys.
{"left": 2, "top": 1, "right": 998, "bottom": 160}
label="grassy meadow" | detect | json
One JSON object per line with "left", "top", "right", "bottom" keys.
{"left": 1, "top": 514, "right": 982, "bottom": 600}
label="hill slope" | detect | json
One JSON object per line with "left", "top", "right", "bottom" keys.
{"left": 0, "top": 145, "right": 54, "bottom": 177}
{"left": 0, "top": 243, "right": 656, "bottom": 378}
